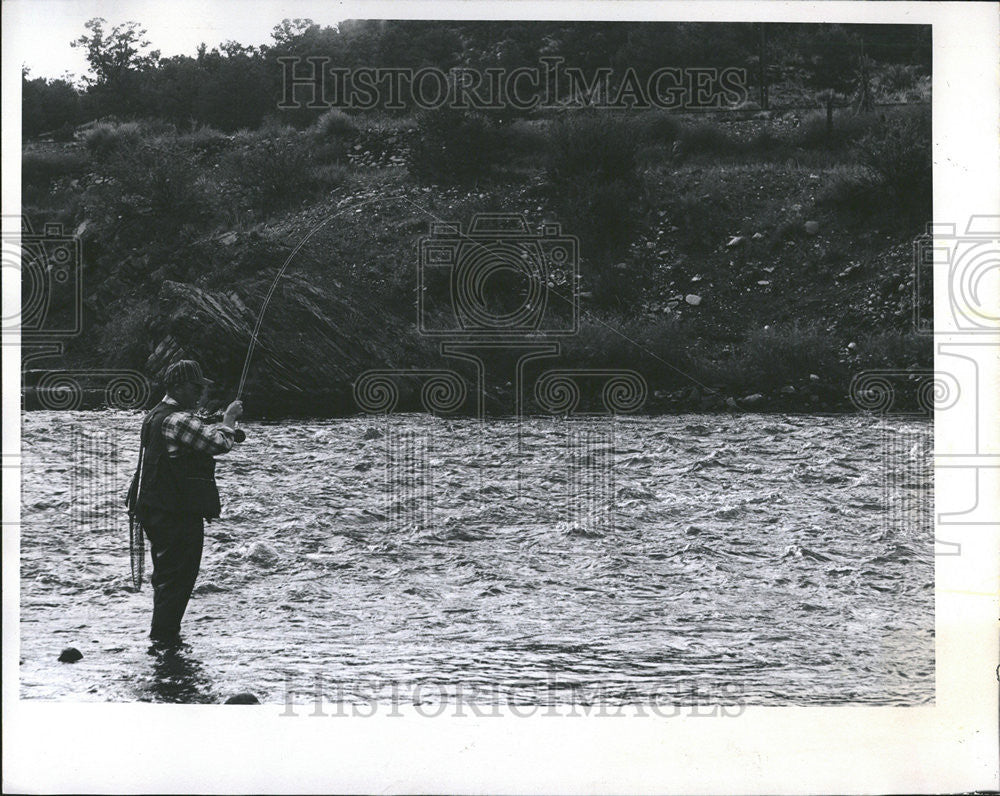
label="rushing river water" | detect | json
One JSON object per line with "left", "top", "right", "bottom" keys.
{"left": 19, "top": 411, "right": 933, "bottom": 706}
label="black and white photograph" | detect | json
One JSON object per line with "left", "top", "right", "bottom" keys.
{"left": 3, "top": 1, "right": 998, "bottom": 793}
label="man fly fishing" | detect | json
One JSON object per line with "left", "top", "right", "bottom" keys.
{"left": 126, "top": 360, "right": 243, "bottom": 647}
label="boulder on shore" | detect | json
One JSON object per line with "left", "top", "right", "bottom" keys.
{"left": 224, "top": 693, "right": 260, "bottom": 704}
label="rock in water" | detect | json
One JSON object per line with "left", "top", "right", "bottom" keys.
{"left": 224, "top": 693, "right": 260, "bottom": 704}
{"left": 246, "top": 542, "right": 279, "bottom": 566}
{"left": 685, "top": 294, "right": 702, "bottom": 306}
{"left": 804, "top": 220, "right": 820, "bottom": 235}
{"left": 193, "top": 581, "right": 226, "bottom": 595}
{"left": 58, "top": 647, "right": 83, "bottom": 663}
{"left": 363, "top": 427, "right": 383, "bottom": 440}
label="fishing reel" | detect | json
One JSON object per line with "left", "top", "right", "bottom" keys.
{"left": 199, "top": 406, "right": 247, "bottom": 443}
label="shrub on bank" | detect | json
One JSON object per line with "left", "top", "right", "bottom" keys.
{"left": 561, "top": 314, "right": 696, "bottom": 389}
{"left": 309, "top": 109, "right": 360, "bottom": 164}
{"left": 545, "top": 112, "right": 645, "bottom": 305}
{"left": 637, "top": 110, "right": 682, "bottom": 144}
{"left": 816, "top": 164, "right": 881, "bottom": 217}
{"left": 856, "top": 109, "right": 931, "bottom": 220}
{"left": 83, "top": 121, "right": 143, "bottom": 159}
{"left": 223, "top": 130, "right": 324, "bottom": 217}
{"left": 406, "top": 106, "right": 501, "bottom": 185}
{"left": 696, "top": 322, "right": 844, "bottom": 394}
{"left": 22, "top": 149, "right": 88, "bottom": 196}
{"left": 313, "top": 108, "right": 360, "bottom": 139}
{"left": 676, "top": 120, "right": 741, "bottom": 157}
{"left": 852, "top": 329, "right": 931, "bottom": 370}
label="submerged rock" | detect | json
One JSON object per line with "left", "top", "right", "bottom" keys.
{"left": 193, "top": 581, "right": 226, "bottom": 595}
{"left": 246, "top": 542, "right": 279, "bottom": 566}
{"left": 362, "top": 427, "right": 383, "bottom": 441}
{"left": 58, "top": 647, "right": 83, "bottom": 663}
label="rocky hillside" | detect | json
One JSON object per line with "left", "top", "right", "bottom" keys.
{"left": 21, "top": 106, "right": 932, "bottom": 417}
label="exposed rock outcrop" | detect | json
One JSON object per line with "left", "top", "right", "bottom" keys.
{"left": 144, "top": 276, "right": 424, "bottom": 416}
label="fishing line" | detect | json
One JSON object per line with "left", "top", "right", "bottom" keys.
{"left": 236, "top": 192, "right": 404, "bottom": 399}
{"left": 234, "top": 188, "right": 711, "bottom": 406}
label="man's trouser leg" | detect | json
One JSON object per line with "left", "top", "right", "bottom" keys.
{"left": 139, "top": 506, "right": 204, "bottom": 640}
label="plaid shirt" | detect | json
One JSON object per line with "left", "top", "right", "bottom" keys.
{"left": 160, "top": 396, "right": 236, "bottom": 457}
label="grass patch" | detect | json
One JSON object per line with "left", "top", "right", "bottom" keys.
{"left": 22, "top": 148, "right": 88, "bottom": 206}
{"left": 694, "top": 321, "right": 844, "bottom": 393}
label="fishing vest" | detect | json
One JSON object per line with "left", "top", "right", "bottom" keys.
{"left": 127, "top": 400, "right": 222, "bottom": 519}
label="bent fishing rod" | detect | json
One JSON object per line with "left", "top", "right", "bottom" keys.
{"left": 229, "top": 191, "right": 414, "bottom": 437}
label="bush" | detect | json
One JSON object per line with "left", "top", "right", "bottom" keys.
{"left": 406, "top": 106, "right": 502, "bottom": 185}
{"left": 497, "top": 118, "right": 549, "bottom": 161}
{"left": 544, "top": 113, "right": 644, "bottom": 305}
{"left": 853, "top": 330, "right": 931, "bottom": 369}
{"left": 22, "top": 149, "right": 88, "bottom": 190}
{"left": 83, "top": 121, "right": 143, "bottom": 159}
{"left": 176, "top": 124, "right": 230, "bottom": 160}
{"left": 312, "top": 109, "right": 359, "bottom": 139}
{"left": 547, "top": 112, "right": 639, "bottom": 182}
{"left": 816, "top": 164, "right": 880, "bottom": 216}
{"left": 676, "top": 120, "right": 741, "bottom": 157}
{"left": 658, "top": 170, "right": 734, "bottom": 252}
{"left": 700, "top": 322, "right": 843, "bottom": 393}
{"left": 223, "top": 130, "right": 323, "bottom": 217}
{"left": 313, "top": 163, "right": 350, "bottom": 191}
{"left": 82, "top": 140, "right": 215, "bottom": 240}
{"left": 354, "top": 112, "right": 417, "bottom": 136}
{"left": 545, "top": 114, "right": 642, "bottom": 284}
{"left": 637, "top": 110, "right": 681, "bottom": 144}
{"left": 21, "top": 148, "right": 88, "bottom": 209}
{"left": 876, "top": 64, "right": 921, "bottom": 95}
{"left": 790, "top": 109, "right": 879, "bottom": 150}
{"left": 561, "top": 314, "right": 695, "bottom": 390}
{"left": 310, "top": 111, "right": 359, "bottom": 164}
{"left": 856, "top": 109, "right": 931, "bottom": 220}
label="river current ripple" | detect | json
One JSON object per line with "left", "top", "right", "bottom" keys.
{"left": 19, "top": 411, "right": 933, "bottom": 705}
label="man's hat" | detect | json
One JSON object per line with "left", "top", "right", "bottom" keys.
{"left": 164, "top": 359, "right": 213, "bottom": 388}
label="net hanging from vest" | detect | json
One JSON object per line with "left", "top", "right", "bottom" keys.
{"left": 126, "top": 427, "right": 147, "bottom": 590}
{"left": 128, "top": 511, "right": 145, "bottom": 590}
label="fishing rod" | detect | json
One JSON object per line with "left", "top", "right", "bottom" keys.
{"left": 231, "top": 191, "right": 412, "bottom": 433}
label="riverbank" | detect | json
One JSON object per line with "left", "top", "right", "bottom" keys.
{"left": 21, "top": 365, "right": 933, "bottom": 417}
{"left": 21, "top": 103, "right": 931, "bottom": 416}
